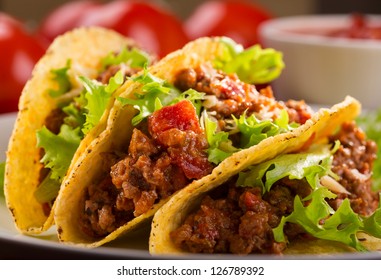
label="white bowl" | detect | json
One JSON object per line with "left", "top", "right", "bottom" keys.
{"left": 259, "top": 14, "right": 381, "bottom": 109}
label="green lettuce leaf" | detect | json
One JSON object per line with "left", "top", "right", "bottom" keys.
{"left": 362, "top": 195, "right": 381, "bottom": 238}
{"left": 101, "top": 47, "right": 151, "bottom": 70}
{"left": 62, "top": 99, "right": 86, "bottom": 132}
{"left": 48, "top": 60, "right": 72, "bottom": 98}
{"left": 33, "top": 171, "right": 60, "bottom": 203}
{"left": 118, "top": 69, "right": 204, "bottom": 126}
{"left": 204, "top": 115, "right": 238, "bottom": 164}
{"left": 36, "top": 125, "right": 82, "bottom": 181}
{"left": 237, "top": 141, "right": 381, "bottom": 251}
{"left": 81, "top": 69, "right": 124, "bottom": 134}
{"left": 216, "top": 38, "right": 285, "bottom": 84}
{"left": 34, "top": 53, "right": 142, "bottom": 202}
{"left": 233, "top": 110, "right": 297, "bottom": 149}
{"left": 237, "top": 145, "right": 334, "bottom": 192}
{"left": 204, "top": 110, "right": 297, "bottom": 165}
{"left": 118, "top": 69, "right": 177, "bottom": 125}
{"left": 273, "top": 189, "right": 366, "bottom": 251}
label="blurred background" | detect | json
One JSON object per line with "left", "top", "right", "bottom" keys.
{"left": 1, "top": 0, "right": 381, "bottom": 113}
{"left": 1, "top": 0, "right": 381, "bottom": 22}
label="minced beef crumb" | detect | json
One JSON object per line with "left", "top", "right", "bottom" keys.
{"left": 171, "top": 122, "right": 379, "bottom": 255}
{"left": 329, "top": 121, "right": 379, "bottom": 216}
{"left": 170, "top": 180, "right": 311, "bottom": 255}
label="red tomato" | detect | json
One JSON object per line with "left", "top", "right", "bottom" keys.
{"left": 184, "top": 0, "right": 272, "bottom": 48}
{"left": 0, "top": 13, "right": 46, "bottom": 114}
{"left": 37, "top": 0, "right": 100, "bottom": 43}
{"left": 37, "top": 0, "right": 189, "bottom": 58}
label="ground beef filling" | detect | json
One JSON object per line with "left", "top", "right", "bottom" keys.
{"left": 174, "top": 64, "right": 313, "bottom": 127}
{"left": 78, "top": 65, "right": 315, "bottom": 237}
{"left": 171, "top": 122, "right": 379, "bottom": 254}
{"left": 329, "top": 121, "right": 379, "bottom": 216}
{"left": 80, "top": 100, "right": 213, "bottom": 237}
{"left": 170, "top": 179, "right": 311, "bottom": 255}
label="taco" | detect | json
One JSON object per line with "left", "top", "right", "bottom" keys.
{"left": 149, "top": 97, "right": 381, "bottom": 255}
{"left": 53, "top": 36, "right": 315, "bottom": 247}
{"left": 4, "top": 27, "right": 153, "bottom": 234}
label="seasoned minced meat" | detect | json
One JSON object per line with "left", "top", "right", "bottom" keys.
{"left": 79, "top": 63, "right": 314, "bottom": 238}
{"left": 170, "top": 179, "right": 311, "bottom": 255}
{"left": 329, "top": 121, "right": 379, "bottom": 216}
{"left": 80, "top": 101, "right": 213, "bottom": 237}
{"left": 171, "top": 122, "right": 379, "bottom": 255}
{"left": 174, "top": 64, "right": 313, "bottom": 125}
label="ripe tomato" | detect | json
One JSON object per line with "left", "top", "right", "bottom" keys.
{"left": 37, "top": 0, "right": 189, "bottom": 58}
{"left": 184, "top": 0, "right": 272, "bottom": 48}
{"left": 37, "top": 0, "right": 99, "bottom": 43}
{"left": 0, "top": 13, "right": 46, "bottom": 114}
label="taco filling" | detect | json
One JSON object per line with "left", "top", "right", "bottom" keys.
{"left": 170, "top": 121, "right": 380, "bottom": 254}
{"left": 35, "top": 46, "right": 152, "bottom": 215}
{"left": 78, "top": 57, "right": 314, "bottom": 238}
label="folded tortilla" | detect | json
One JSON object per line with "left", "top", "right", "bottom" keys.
{"left": 54, "top": 36, "right": 296, "bottom": 247}
{"left": 149, "top": 96, "right": 381, "bottom": 255}
{"left": 4, "top": 27, "right": 146, "bottom": 234}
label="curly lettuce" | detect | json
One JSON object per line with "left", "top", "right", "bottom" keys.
{"left": 237, "top": 143, "right": 381, "bottom": 252}
{"left": 101, "top": 46, "right": 152, "bottom": 70}
{"left": 205, "top": 110, "right": 297, "bottom": 165}
{"left": 32, "top": 47, "right": 152, "bottom": 203}
{"left": 215, "top": 37, "right": 285, "bottom": 84}
{"left": 118, "top": 69, "right": 204, "bottom": 126}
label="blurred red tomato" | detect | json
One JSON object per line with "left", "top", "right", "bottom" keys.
{"left": 37, "top": 0, "right": 99, "bottom": 43}
{"left": 0, "top": 13, "right": 46, "bottom": 113}
{"left": 37, "top": 0, "right": 189, "bottom": 58}
{"left": 184, "top": 0, "right": 272, "bottom": 47}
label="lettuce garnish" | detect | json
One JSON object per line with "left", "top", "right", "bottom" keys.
{"left": 35, "top": 58, "right": 134, "bottom": 202}
{"left": 204, "top": 115, "right": 238, "bottom": 165}
{"left": 237, "top": 144, "right": 335, "bottom": 193}
{"left": 237, "top": 143, "right": 381, "bottom": 252}
{"left": 36, "top": 71, "right": 123, "bottom": 202}
{"left": 234, "top": 109, "right": 296, "bottom": 149}
{"left": 81, "top": 70, "right": 124, "bottom": 134}
{"left": 204, "top": 110, "right": 297, "bottom": 165}
{"left": 216, "top": 37, "right": 285, "bottom": 84}
{"left": 37, "top": 125, "right": 82, "bottom": 182}
{"left": 48, "top": 60, "right": 72, "bottom": 98}
{"left": 101, "top": 47, "right": 151, "bottom": 70}
{"left": 118, "top": 69, "right": 205, "bottom": 126}
{"left": 118, "top": 70, "right": 178, "bottom": 125}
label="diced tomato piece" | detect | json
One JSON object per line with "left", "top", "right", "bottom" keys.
{"left": 148, "top": 100, "right": 201, "bottom": 137}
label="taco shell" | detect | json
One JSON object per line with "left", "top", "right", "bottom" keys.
{"left": 148, "top": 96, "right": 377, "bottom": 255}
{"left": 54, "top": 36, "right": 248, "bottom": 247}
{"left": 5, "top": 27, "right": 136, "bottom": 234}
{"left": 55, "top": 36, "right": 361, "bottom": 249}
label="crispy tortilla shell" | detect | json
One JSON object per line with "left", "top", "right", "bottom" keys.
{"left": 148, "top": 96, "right": 381, "bottom": 255}
{"left": 5, "top": 27, "right": 135, "bottom": 234}
{"left": 55, "top": 37, "right": 365, "bottom": 251}
{"left": 54, "top": 37, "right": 260, "bottom": 247}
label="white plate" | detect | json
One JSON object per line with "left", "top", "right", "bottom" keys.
{"left": 1, "top": 112, "right": 381, "bottom": 259}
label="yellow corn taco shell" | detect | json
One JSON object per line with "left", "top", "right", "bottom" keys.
{"left": 149, "top": 96, "right": 373, "bottom": 255}
{"left": 54, "top": 36, "right": 362, "bottom": 249}
{"left": 5, "top": 27, "right": 138, "bottom": 234}
{"left": 54, "top": 36, "right": 243, "bottom": 247}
